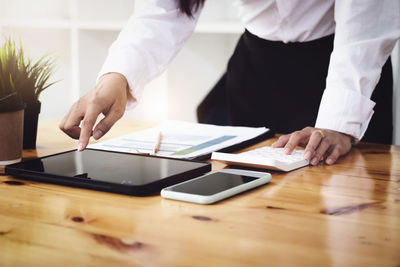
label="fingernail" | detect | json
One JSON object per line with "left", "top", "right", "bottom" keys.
{"left": 283, "top": 148, "right": 290, "bottom": 154}
{"left": 326, "top": 158, "right": 334, "bottom": 165}
{"left": 311, "top": 157, "right": 318, "bottom": 165}
{"left": 77, "top": 142, "right": 84, "bottom": 151}
{"left": 93, "top": 130, "right": 103, "bottom": 140}
{"left": 304, "top": 151, "right": 312, "bottom": 160}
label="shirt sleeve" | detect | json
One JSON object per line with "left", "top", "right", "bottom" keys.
{"left": 97, "top": 0, "right": 201, "bottom": 108}
{"left": 315, "top": 0, "right": 400, "bottom": 141}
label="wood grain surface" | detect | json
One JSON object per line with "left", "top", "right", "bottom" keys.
{"left": 0, "top": 120, "right": 399, "bottom": 266}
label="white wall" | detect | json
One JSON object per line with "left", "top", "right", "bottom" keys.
{"left": 0, "top": 0, "right": 137, "bottom": 121}
{"left": 0, "top": 26, "right": 74, "bottom": 120}
{"left": 123, "top": 0, "right": 241, "bottom": 122}
{"left": 122, "top": 35, "right": 239, "bottom": 123}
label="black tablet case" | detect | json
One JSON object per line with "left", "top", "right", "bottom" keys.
{"left": 5, "top": 149, "right": 211, "bottom": 196}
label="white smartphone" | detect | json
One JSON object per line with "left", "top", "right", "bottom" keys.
{"left": 161, "top": 169, "right": 271, "bottom": 204}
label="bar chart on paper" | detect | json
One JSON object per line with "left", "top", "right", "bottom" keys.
{"left": 88, "top": 120, "right": 269, "bottom": 159}
{"left": 170, "top": 135, "right": 236, "bottom": 156}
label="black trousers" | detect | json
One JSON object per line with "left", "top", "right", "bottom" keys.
{"left": 197, "top": 30, "right": 393, "bottom": 144}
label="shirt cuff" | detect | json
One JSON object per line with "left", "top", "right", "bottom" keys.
{"left": 315, "top": 86, "right": 376, "bottom": 141}
{"left": 97, "top": 51, "right": 144, "bottom": 110}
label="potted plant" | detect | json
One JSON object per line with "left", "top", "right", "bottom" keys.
{"left": 7, "top": 38, "right": 57, "bottom": 149}
{"left": 0, "top": 39, "right": 25, "bottom": 165}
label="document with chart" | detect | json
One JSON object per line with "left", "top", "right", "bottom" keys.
{"left": 88, "top": 120, "right": 270, "bottom": 160}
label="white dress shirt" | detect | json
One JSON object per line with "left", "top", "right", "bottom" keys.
{"left": 99, "top": 0, "right": 400, "bottom": 141}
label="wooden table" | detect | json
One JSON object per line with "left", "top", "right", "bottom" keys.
{"left": 1, "top": 120, "right": 399, "bottom": 266}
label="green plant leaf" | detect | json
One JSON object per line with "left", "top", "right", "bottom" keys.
{"left": 0, "top": 36, "right": 59, "bottom": 102}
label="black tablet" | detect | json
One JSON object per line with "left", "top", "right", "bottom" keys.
{"left": 4, "top": 149, "right": 211, "bottom": 196}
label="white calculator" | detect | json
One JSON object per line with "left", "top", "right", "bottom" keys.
{"left": 211, "top": 146, "right": 309, "bottom": 172}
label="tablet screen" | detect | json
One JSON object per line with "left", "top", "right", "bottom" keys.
{"left": 10, "top": 149, "right": 209, "bottom": 186}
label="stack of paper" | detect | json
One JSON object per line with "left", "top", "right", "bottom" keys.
{"left": 88, "top": 120, "right": 270, "bottom": 160}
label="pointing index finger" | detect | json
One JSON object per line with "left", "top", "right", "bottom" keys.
{"left": 78, "top": 104, "right": 102, "bottom": 151}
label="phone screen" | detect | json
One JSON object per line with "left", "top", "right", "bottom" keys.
{"left": 166, "top": 172, "right": 258, "bottom": 196}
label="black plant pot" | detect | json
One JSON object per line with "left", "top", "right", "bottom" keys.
{"left": 23, "top": 101, "right": 41, "bottom": 149}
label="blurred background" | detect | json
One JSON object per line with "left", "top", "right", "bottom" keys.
{"left": 0, "top": 0, "right": 399, "bottom": 145}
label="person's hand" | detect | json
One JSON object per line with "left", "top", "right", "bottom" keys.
{"left": 59, "top": 73, "right": 130, "bottom": 151}
{"left": 271, "top": 127, "right": 353, "bottom": 165}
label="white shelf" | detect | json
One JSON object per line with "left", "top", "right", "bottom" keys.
{"left": 0, "top": 19, "right": 243, "bottom": 34}
{"left": 76, "top": 21, "right": 126, "bottom": 31}
{"left": 77, "top": 20, "right": 243, "bottom": 33}
{"left": 0, "top": 19, "right": 71, "bottom": 29}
